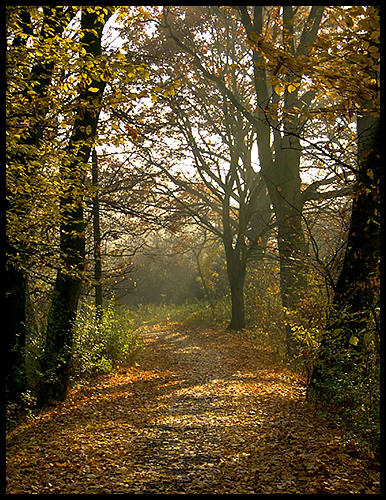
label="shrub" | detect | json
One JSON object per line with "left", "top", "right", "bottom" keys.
{"left": 307, "top": 305, "right": 380, "bottom": 456}
{"left": 71, "top": 298, "right": 141, "bottom": 378}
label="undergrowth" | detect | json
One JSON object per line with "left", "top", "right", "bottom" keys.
{"left": 128, "top": 298, "right": 231, "bottom": 327}
{"left": 71, "top": 298, "right": 142, "bottom": 378}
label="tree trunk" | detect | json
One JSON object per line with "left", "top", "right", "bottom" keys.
{"left": 224, "top": 241, "right": 246, "bottom": 330}
{"left": 228, "top": 277, "right": 246, "bottom": 331}
{"left": 276, "top": 205, "right": 308, "bottom": 356}
{"left": 92, "top": 148, "right": 103, "bottom": 321}
{"left": 264, "top": 136, "right": 309, "bottom": 357}
{"left": 5, "top": 259, "right": 27, "bottom": 402}
{"left": 307, "top": 117, "right": 380, "bottom": 400}
{"left": 36, "top": 8, "right": 111, "bottom": 406}
{"left": 37, "top": 275, "right": 84, "bottom": 403}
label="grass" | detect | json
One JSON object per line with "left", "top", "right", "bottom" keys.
{"left": 126, "top": 298, "right": 231, "bottom": 327}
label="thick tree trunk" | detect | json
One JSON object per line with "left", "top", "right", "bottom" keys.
{"left": 276, "top": 207, "right": 308, "bottom": 356}
{"left": 307, "top": 118, "right": 380, "bottom": 401}
{"left": 36, "top": 195, "right": 85, "bottom": 405}
{"left": 332, "top": 117, "right": 380, "bottom": 337}
{"left": 228, "top": 278, "right": 246, "bottom": 331}
{"left": 5, "top": 259, "right": 27, "bottom": 402}
{"left": 265, "top": 139, "right": 309, "bottom": 357}
{"left": 36, "top": 270, "right": 84, "bottom": 404}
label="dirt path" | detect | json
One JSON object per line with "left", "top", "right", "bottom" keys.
{"left": 6, "top": 322, "right": 380, "bottom": 494}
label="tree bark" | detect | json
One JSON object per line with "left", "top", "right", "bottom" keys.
{"left": 274, "top": 188, "right": 308, "bottom": 355}
{"left": 92, "top": 149, "right": 103, "bottom": 321}
{"left": 223, "top": 229, "right": 247, "bottom": 330}
{"left": 228, "top": 273, "right": 246, "bottom": 331}
{"left": 257, "top": 130, "right": 309, "bottom": 356}
{"left": 224, "top": 242, "right": 246, "bottom": 330}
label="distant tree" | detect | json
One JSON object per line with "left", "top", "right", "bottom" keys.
{"left": 121, "top": 230, "right": 203, "bottom": 307}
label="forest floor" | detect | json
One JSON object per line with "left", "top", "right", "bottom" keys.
{"left": 6, "top": 322, "right": 380, "bottom": 494}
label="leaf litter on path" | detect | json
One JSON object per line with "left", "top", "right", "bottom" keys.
{"left": 6, "top": 322, "right": 380, "bottom": 494}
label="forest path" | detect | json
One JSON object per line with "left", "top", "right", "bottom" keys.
{"left": 6, "top": 322, "right": 379, "bottom": 494}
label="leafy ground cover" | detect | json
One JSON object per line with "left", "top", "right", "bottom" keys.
{"left": 6, "top": 322, "right": 380, "bottom": 494}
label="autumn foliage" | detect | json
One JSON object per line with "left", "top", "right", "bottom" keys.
{"left": 6, "top": 5, "right": 380, "bottom": 494}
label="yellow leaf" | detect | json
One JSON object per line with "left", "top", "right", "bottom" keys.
{"left": 274, "top": 84, "right": 285, "bottom": 95}
{"left": 349, "top": 336, "right": 359, "bottom": 346}
{"left": 287, "top": 84, "right": 297, "bottom": 93}
{"left": 163, "top": 87, "right": 175, "bottom": 97}
{"left": 88, "top": 87, "right": 100, "bottom": 93}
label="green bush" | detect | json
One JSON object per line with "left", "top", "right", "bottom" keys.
{"left": 311, "top": 332, "right": 380, "bottom": 455}
{"left": 72, "top": 298, "right": 142, "bottom": 377}
{"left": 181, "top": 297, "right": 230, "bottom": 326}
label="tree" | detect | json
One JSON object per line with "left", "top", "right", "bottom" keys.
{"left": 160, "top": 6, "right": 359, "bottom": 351}
{"left": 234, "top": 6, "right": 326, "bottom": 354}
{"left": 307, "top": 6, "right": 380, "bottom": 401}
{"left": 6, "top": 6, "right": 76, "bottom": 402}
{"left": 36, "top": 7, "right": 113, "bottom": 406}
{"left": 91, "top": 149, "right": 103, "bottom": 321}
{"left": 116, "top": 7, "right": 275, "bottom": 329}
